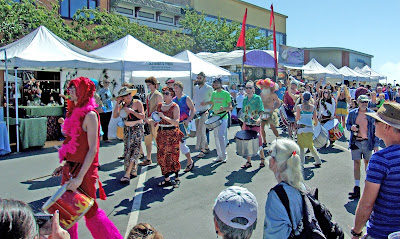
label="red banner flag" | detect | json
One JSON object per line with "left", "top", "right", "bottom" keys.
{"left": 236, "top": 8, "right": 247, "bottom": 62}
{"left": 270, "top": 4, "right": 278, "bottom": 78}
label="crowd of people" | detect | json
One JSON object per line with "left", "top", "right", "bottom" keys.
{"left": 2, "top": 73, "right": 400, "bottom": 239}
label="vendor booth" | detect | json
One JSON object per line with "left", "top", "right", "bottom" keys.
{"left": 0, "top": 26, "right": 121, "bottom": 152}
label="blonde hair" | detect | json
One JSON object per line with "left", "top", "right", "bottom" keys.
{"left": 128, "top": 223, "right": 164, "bottom": 239}
{"left": 340, "top": 85, "right": 350, "bottom": 100}
{"left": 270, "top": 139, "right": 304, "bottom": 191}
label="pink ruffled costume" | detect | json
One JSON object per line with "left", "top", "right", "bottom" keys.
{"left": 59, "top": 77, "right": 123, "bottom": 239}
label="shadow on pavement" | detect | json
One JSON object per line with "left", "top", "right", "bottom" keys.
{"left": 101, "top": 172, "right": 131, "bottom": 197}
{"left": 225, "top": 167, "right": 262, "bottom": 186}
{"left": 344, "top": 199, "right": 359, "bottom": 215}
{"left": 0, "top": 147, "right": 58, "bottom": 161}
{"left": 318, "top": 146, "right": 344, "bottom": 155}
{"left": 99, "top": 159, "right": 124, "bottom": 172}
{"left": 303, "top": 167, "right": 315, "bottom": 181}
{"left": 113, "top": 176, "right": 175, "bottom": 215}
{"left": 185, "top": 162, "right": 224, "bottom": 179}
{"left": 29, "top": 196, "right": 51, "bottom": 213}
{"left": 21, "top": 176, "right": 61, "bottom": 190}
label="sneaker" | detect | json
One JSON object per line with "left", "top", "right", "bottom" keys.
{"left": 349, "top": 186, "right": 360, "bottom": 199}
{"left": 213, "top": 157, "right": 223, "bottom": 163}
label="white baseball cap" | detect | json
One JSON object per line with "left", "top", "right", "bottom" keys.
{"left": 213, "top": 186, "right": 258, "bottom": 230}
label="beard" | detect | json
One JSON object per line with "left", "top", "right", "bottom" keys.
{"left": 262, "top": 88, "right": 271, "bottom": 94}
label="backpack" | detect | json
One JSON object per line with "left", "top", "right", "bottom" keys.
{"left": 272, "top": 184, "right": 344, "bottom": 239}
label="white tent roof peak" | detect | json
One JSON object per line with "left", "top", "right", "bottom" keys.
{"left": 0, "top": 25, "right": 121, "bottom": 70}
{"left": 91, "top": 35, "right": 186, "bottom": 63}
{"left": 174, "top": 50, "right": 236, "bottom": 78}
{"left": 302, "top": 58, "right": 339, "bottom": 77}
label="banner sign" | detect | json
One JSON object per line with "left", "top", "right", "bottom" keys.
{"left": 279, "top": 45, "right": 304, "bottom": 67}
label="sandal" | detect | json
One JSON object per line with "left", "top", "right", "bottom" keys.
{"left": 260, "top": 162, "right": 266, "bottom": 168}
{"left": 196, "top": 152, "right": 205, "bottom": 158}
{"left": 184, "top": 163, "right": 194, "bottom": 172}
{"left": 139, "top": 159, "right": 152, "bottom": 166}
{"left": 241, "top": 162, "right": 252, "bottom": 169}
{"left": 138, "top": 153, "right": 145, "bottom": 159}
{"left": 158, "top": 180, "right": 173, "bottom": 187}
{"left": 118, "top": 155, "right": 125, "bottom": 159}
{"left": 203, "top": 148, "right": 210, "bottom": 154}
{"left": 173, "top": 179, "right": 181, "bottom": 188}
{"left": 120, "top": 176, "right": 130, "bottom": 183}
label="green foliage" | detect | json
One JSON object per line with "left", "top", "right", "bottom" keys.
{"left": 178, "top": 8, "right": 272, "bottom": 53}
{"left": 0, "top": 0, "right": 77, "bottom": 46}
{"left": 0, "top": 2, "right": 270, "bottom": 56}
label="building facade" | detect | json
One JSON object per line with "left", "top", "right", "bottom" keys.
{"left": 304, "top": 47, "right": 373, "bottom": 69}
{"left": 112, "top": 0, "right": 287, "bottom": 47}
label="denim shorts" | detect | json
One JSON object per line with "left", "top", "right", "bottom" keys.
{"left": 351, "top": 140, "right": 372, "bottom": 161}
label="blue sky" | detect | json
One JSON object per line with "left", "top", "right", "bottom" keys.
{"left": 243, "top": 0, "right": 400, "bottom": 84}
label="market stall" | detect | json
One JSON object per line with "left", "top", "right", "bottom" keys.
{"left": 0, "top": 26, "right": 121, "bottom": 151}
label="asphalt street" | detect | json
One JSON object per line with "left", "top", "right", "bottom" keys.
{"left": 0, "top": 124, "right": 360, "bottom": 238}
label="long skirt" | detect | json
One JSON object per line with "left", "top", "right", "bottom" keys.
{"left": 123, "top": 124, "right": 144, "bottom": 174}
{"left": 156, "top": 128, "right": 184, "bottom": 176}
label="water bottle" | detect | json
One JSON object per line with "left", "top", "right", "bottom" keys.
{"left": 353, "top": 124, "right": 359, "bottom": 137}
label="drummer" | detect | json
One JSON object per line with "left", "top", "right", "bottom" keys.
{"left": 240, "top": 81, "right": 266, "bottom": 168}
{"left": 204, "top": 78, "right": 233, "bottom": 163}
{"left": 295, "top": 91, "right": 321, "bottom": 167}
{"left": 256, "top": 78, "right": 280, "bottom": 147}
{"left": 193, "top": 72, "right": 213, "bottom": 158}
{"left": 53, "top": 77, "right": 122, "bottom": 239}
{"left": 172, "top": 81, "right": 195, "bottom": 172}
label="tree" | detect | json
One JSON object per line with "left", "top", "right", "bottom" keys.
{"left": 0, "top": 0, "right": 78, "bottom": 46}
{"left": 178, "top": 8, "right": 272, "bottom": 53}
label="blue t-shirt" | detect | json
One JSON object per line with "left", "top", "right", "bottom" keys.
{"left": 365, "top": 145, "right": 400, "bottom": 239}
{"left": 276, "top": 87, "right": 286, "bottom": 101}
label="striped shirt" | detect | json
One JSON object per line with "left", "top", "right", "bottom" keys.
{"left": 365, "top": 145, "right": 400, "bottom": 239}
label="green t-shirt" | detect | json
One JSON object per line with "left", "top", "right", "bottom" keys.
{"left": 211, "top": 90, "right": 231, "bottom": 119}
{"left": 242, "top": 94, "right": 264, "bottom": 124}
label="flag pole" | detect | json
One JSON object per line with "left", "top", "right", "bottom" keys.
{"left": 236, "top": 8, "right": 247, "bottom": 84}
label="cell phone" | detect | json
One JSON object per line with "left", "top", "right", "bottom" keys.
{"left": 35, "top": 213, "right": 53, "bottom": 235}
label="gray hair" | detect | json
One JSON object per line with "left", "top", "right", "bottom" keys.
{"left": 213, "top": 210, "right": 256, "bottom": 239}
{"left": 270, "top": 139, "right": 304, "bottom": 192}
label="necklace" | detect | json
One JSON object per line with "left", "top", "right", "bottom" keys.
{"left": 164, "top": 101, "right": 173, "bottom": 106}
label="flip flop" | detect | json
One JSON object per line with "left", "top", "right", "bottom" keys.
{"left": 260, "top": 162, "right": 266, "bottom": 168}
{"left": 196, "top": 152, "right": 205, "bottom": 158}
{"left": 139, "top": 159, "right": 152, "bottom": 166}
{"left": 120, "top": 176, "right": 130, "bottom": 183}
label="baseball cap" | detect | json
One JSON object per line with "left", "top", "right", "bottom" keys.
{"left": 213, "top": 186, "right": 258, "bottom": 230}
{"left": 213, "top": 78, "right": 222, "bottom": 84}
{"left": 357, "top": 95, "right": 369, "bottom": 102}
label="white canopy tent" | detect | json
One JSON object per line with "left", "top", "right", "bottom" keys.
{"left": 324, "top": 63, "right": 345, "bottom": 85}
{"left": 174, "top": 50, "right": 238, "bottom": 83}
{"left": 339, "top": 66, "right": 368, "bottom": 85}
{"left": 361, "top": 65, "right": 386, "bottom": 81}
{"left": 302, "top": 58, "right": 341, "bottom": 82}
{"left": 0, "top": 26, "right": 122, "bottom": 151}
{"left": 196, "top": 50, "right": 276, "bottom": 67}
{"left": 90, "top": 35, "right": 192, "bottom": 94}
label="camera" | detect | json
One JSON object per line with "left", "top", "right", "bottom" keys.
{"left": 35, "top": 213, "right": 53, "bottom": 235}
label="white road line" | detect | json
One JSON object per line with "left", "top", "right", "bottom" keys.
{"left": 124, "top": 165, "right": 148, "bottom": 238}
{"left": 333, "top": 144, "right": 350, "bottom": 152}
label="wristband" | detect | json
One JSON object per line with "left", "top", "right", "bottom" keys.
{"left": 351, "top": 229, "right": 363, "bottom": 237}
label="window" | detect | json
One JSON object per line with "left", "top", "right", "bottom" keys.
{"left": 160, "top": 16, "right": 173, "bottom": 23}
{"left": 116, "top": 7, "right": 133, "bottom": 15}
{"left": 60, "top": 0, "right": 97, "bottom": 19}
{"left": 138, "top": 11, "right": 154, "bottom": 20}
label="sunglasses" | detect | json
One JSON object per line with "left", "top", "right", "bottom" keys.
{"left": 162, "top": 91, "right": 170, "bottom": 95}
{"left": 324, "top": 92, "right": 329, "bottom": 94}
{"left": 245, "top": 87, "right": 253, "bottom": 89}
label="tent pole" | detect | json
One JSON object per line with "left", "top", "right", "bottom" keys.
{"left": 14, "top": 67, "right": 19, "bottom": 152}
{"left": 2, "top": 49, "right": 10, "bottom": 137}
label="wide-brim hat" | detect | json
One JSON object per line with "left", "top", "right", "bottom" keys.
{"left": 115, "top": 87, "right": 137, "bottom": 99}
{"left": 365, "top": 102, "right": 400, "bottom": 129}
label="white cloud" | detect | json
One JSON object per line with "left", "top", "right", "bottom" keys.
{"left": 379, "top": 61, "right": 400, "bottom": 85}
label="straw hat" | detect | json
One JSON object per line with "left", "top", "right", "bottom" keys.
{"left": 115, "top": 86, "right": 137, "bottom": 98}
{"left": 365, "top": 102, "right": 400, "bottom": 129}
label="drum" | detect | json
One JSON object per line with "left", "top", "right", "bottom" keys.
{"left": 42, "top": 184, "right": 94, "bottom": 229}
{"left": 205, "top": 115, "right": 222, "bottom": 130}
{"left": 235, "top": 130, "right": 260, "bottom": 157}
{"left": 279, "top": 106, "right": 290, "bottom": 126}
{"left": 119, "top": 108, "right": 128, "bottom": 119}
{"left": 116, "top": 121, "right": 124, "bottom": 140}
{"left": 179, "top": 122, "right": 188, "bottom": 139}
{"left": 313, "top": 123, "right": 329, "bottom": 149}
{"left": 193, "top": 110, "right": 208, "bottom": 121}
{"left": 151, "top": 111, "right": 161, "bottom": 123}
{"left": 322, "top": 119, "right": 344, "bottom": 141}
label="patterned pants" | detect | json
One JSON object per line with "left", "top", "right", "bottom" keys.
{"left": 123, "top": 124, "right": 144, "bottom": 174}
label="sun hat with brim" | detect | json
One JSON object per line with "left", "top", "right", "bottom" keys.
{"left": 357, "top": 95, "right": 370, "bottom": 102}
{"left": 115, "top": 87, "right": 137, "bottom": 98}
{"left": 365, "top": 102, "right": 400, "bottom": 129}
